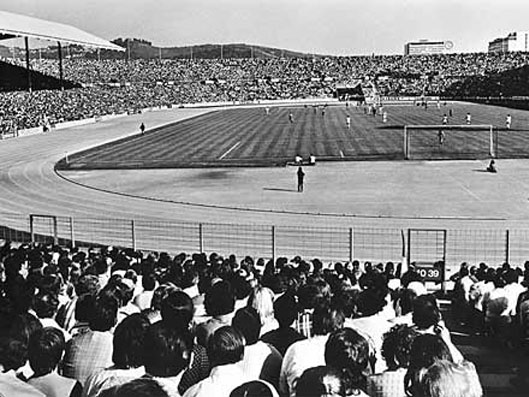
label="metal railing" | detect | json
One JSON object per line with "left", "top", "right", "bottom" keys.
{"left": 0, "top": 213, "right": 528, "bottom": 277}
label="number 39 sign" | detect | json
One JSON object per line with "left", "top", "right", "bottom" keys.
{"left": 414, "top": 261, "right": 445, "bottom": 283}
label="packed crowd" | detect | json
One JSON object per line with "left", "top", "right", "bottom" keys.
{"left": 5, "top": 239, "right": 527, "bottom": 397}
{"left": 2, "top": 51, "right": 529, "bottom": 131}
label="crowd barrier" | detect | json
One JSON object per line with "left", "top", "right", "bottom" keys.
{"left": 0, "top": 213, "right": 528, "bottom": 280}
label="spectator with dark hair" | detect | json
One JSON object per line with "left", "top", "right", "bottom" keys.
{"left": 133, "top": 273, "right": 157, "bottom": 311}
{"left": 230, "top": 379, "right": 279, "bottom": 397}
{"left": 367, "top": 324, "right": 420, "bottom": 397}
{"left": 412, "top": 295, "right": 463, "bottom": 364}
{"left": 184, "top": 326, "right": 247, "bottom": 397}
{"left": 160, "top": 289, "right": 210, "bottom": 395}
{"left": 261, "top": 292, "right": 305, "bottom": 356}
{"left": 27, "top": 327, "right": 82, "bottom": 397}
{"left": 62, "top": 294, "right": 118, "bottom": 386}
{"left": 325, "top": 328, "right": 370, "bottom": 396}
{"left": 404, "top": 334, "right": 453, "bottom": 396}
{"left": 145, "top": 282, "right": 180, "bottom": 324}
{"left": 279, "top": 305, "right": 344, "bottom": 397}
{"left": 83, "top": 313, "right": 150, "bottom": 397}
{"left": 0, "top": 338, "right": 45, "bottom": 397}
{"left": 196, "top": 280, "right": 236, "bottom": 347}
{"left": 232, "top": 307, "right": 282, "bottom": 389}
{"left": 56, "top": 275, "right": 101, "bottom": 335}
{"left": 32, "top": 291, "right": 71, "bottom": 342}
{"left": 143, "top": 321, "right": 193, "bottom": 397}
{"left": 416, "top": 359, "right": 482, "bottom": 397}
{"left": 295, "top": 366, "right": 346, "bottom": 397}
{"left": 345, "top": 276, "right": 395, "bottom": 374}
{"left": 103, "top": 378, "right": 170, "bottom": 397}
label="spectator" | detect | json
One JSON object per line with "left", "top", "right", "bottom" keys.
{"left": 183, "top": 326, "right": 248, "bottom": 397}
{"left": 143, "top": 321, "right": 193, "bottom": 397}
{"left": 27, "top": 327, "right": 82, "bottom": 397}
{"left": 416, "top": 359, "right": 482, "bottom": 397}
{"left": 62, "top": 294, "right": 117, "bottom": 386}
{"left": 83, "top": 313, "right": 150, "bottom": 397}
{"left": 232, "top": 307, "right": 282, "bottom": 388}
{"left": 295, "top": 366, "right": 346, "bottom": 397}
{"left": 261, "top": 292, "right": 305, "bottom": 356}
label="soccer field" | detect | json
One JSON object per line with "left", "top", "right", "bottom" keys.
{"left": 63, "top": 102, "right": 529, "bottom": 170}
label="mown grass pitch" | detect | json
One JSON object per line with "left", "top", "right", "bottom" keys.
{"left": 64, "top": 102, "right": 529, "bottom": 169}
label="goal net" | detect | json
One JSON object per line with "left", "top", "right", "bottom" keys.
{"left": 404, "top": 124, "right": 496, "bottom": 160}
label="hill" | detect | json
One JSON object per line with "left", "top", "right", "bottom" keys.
{"left": 0, "top": 39, "right": 320, "bottom": 60}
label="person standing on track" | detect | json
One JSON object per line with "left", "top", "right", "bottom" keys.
{"left": 140, "top": 122, "right": 145, "bottom": 135}
{"left": 289, "top": 112, "right": 294, "bottom": 123}
{"left": 466, "top": 112, "right": 472, "bottom": 125}
{"left": 346, "top": 115, "right": 351, "bottom": 129}
{"left": 506, "top": 114, "right": 512, "bottom": 130}
{"left": 297, "top": 166, "right": 305, "bottom": 192}
{"left": 442, "top": 114, "right": 448, "bottom": 125}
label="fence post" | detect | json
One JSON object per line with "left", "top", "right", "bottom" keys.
{"left": 29, "top": 214, "right": 35, "bottom": 244}
{"left": 349, "top": 228, "right": 353, "bottom": 263}
{"left": 505, "top": 229, "right": 510, "bottom": 264}
{"left": 199, "top": 223, "right": 203, "bottom": 253}
{"left": 70, "top": 217, "right": 75, "bottom": 249}
{"left": 272, "top": 226, "right": 276, "bottom": 261}
{"left": 53, "top": 217, "right": 58, "bottom": 245}
{"left": 131, "top": 220, "right": 136, "bottom": 250}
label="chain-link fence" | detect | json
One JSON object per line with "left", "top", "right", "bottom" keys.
{"left": 1, "top": 213, "right": 528, "bottom": 276}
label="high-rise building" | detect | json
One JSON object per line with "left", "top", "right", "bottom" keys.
{"left": 488, "top": 32, "right": 529, "bottom": 53}
{"left": 404, "top": 40, "right": 453, "bottom": 55}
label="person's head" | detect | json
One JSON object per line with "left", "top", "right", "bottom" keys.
{"left": 207, "top": 326, "right": 245, "bottom": 368}
{"left": 8, "top": 312, "right": 43, "bottom": 346}
{"left": 143, "top": 321, "right": 192, "bottom": 378}
{"left": 74, "top": 274, "right": 101, "bottom": 297}
{"left": 416, "top": 360, "right": 483, "bottom": 397}
{"left": 297, "top": 283, "right": 330, "bottom": 310}
{"left": 142, "top": 273, "right": 157, "bottom": 291}
{"left": 107, "top": 378, "right": 170, "bottom": 397}
{"left": 232, "top": 307, "right": 261, "bottom": 345}
{"left": 325, "top": 328, "right": 369, "bottom": 393}
{"left": 331, "top": 289, "right": 359, "bottom": 319}
{"left": 230, "top": 380, "right": 279, "bottom": 397}
{"left": 247, "top": 286, "right": 275, "bottom": 325}
{"left": 312, "top": 305, "right": 345, "bottom": 336}
{"left": 382, "top": 324, "right": 420, "bottom": 370}
{"left": 151, "top": 283, "right": 179, "bottom": 311}
{"left": 205, "top": 280, "right": 235, "bottom": 317}
{"left": 160, "top": 290, "right": 194, "bottom": 331}
{"left": 295, "top": 366, "right": 346, "bottom": 397}
{"left": 32, "top": 292, "right": 59, "bottom": 319}
{"left": 28, "top": 327, "right": 65, "bottom": 376}
{"left": 273, "top": 292, "right": 299, "bottom": 328}
{"left": 405, "top": 334, "right": 453, "bottom": 396}
{"left": 113, "top": 313, "right": 150, "bottom": 369}
{"left": 412, "top": 294, "right": 441, "bottom": 330}
{"left": 89, "top": 294, "right": 118, "bottom": 332}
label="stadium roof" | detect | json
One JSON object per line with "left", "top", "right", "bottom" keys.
{"left": 0, "top": 10, "right": 124, "bottom": 51}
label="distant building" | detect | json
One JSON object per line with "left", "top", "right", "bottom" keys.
{"left": 488, "top": 31, "right": 529, "bottom": 53}
{"left": 404, "top": 40, "right": 453, "bottom": 56}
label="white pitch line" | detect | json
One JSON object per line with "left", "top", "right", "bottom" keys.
{"left": 219, "top": 141, "right": 241, "bottom": 160}
{"left": 340, "top": 150, "right": 345, "bottom": 158}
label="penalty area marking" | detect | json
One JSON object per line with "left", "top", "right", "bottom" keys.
{"left": 219, "top": 141, "right": 241, "bottom": 160}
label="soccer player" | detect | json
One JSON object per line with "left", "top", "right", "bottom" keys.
{"left": 265, "top": 107, "right": 270, "bottom": 116}
{"left": 140, "top": 122, "right": 145, "bottom": 135}
{"left": 438, "top": 129, "right": 445, "bottom": 145}
{"left": 506, "top": 114, "right": 512, "bottom": 130}
{"left": 346, "top": 115, "right": 351, "bottom": 129}
{"left": 466, "top": 112, "right": 472, "bottom": 125}
{"left": 382, "top": 111, "right": 388, "bottom": 123}
{"left": 289, "top": 112, "right": 294, "bottom": 123}
{"left": 487, "top": 159, "right": 497, "bottom": 173}
{"left": 442, "top": 114, "right": 448, "bottom": 125}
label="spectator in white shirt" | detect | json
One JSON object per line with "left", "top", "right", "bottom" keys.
{"left": 279, "top": 305, "right": 345, "bottom": 397}
{"left": 184, "top": 326, "right": 248, "bottom": 397}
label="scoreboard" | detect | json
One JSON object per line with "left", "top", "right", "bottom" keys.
{"left": 414, "top": 261, "right": 445, "bottom": 283}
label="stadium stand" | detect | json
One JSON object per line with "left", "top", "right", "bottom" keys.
{"left": 1, "top": 240, "right": 528, "bottom": 396}
{"left": 3, "top": 51, "right": 529, "bottom": 130}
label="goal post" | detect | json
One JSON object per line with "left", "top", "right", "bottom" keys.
{"left": 404, "top": 124, "right": 495, "bottom": 160}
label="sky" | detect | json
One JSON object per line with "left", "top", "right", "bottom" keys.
{"left": 1, "top": 0, "right": 529, "bottom": 55}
